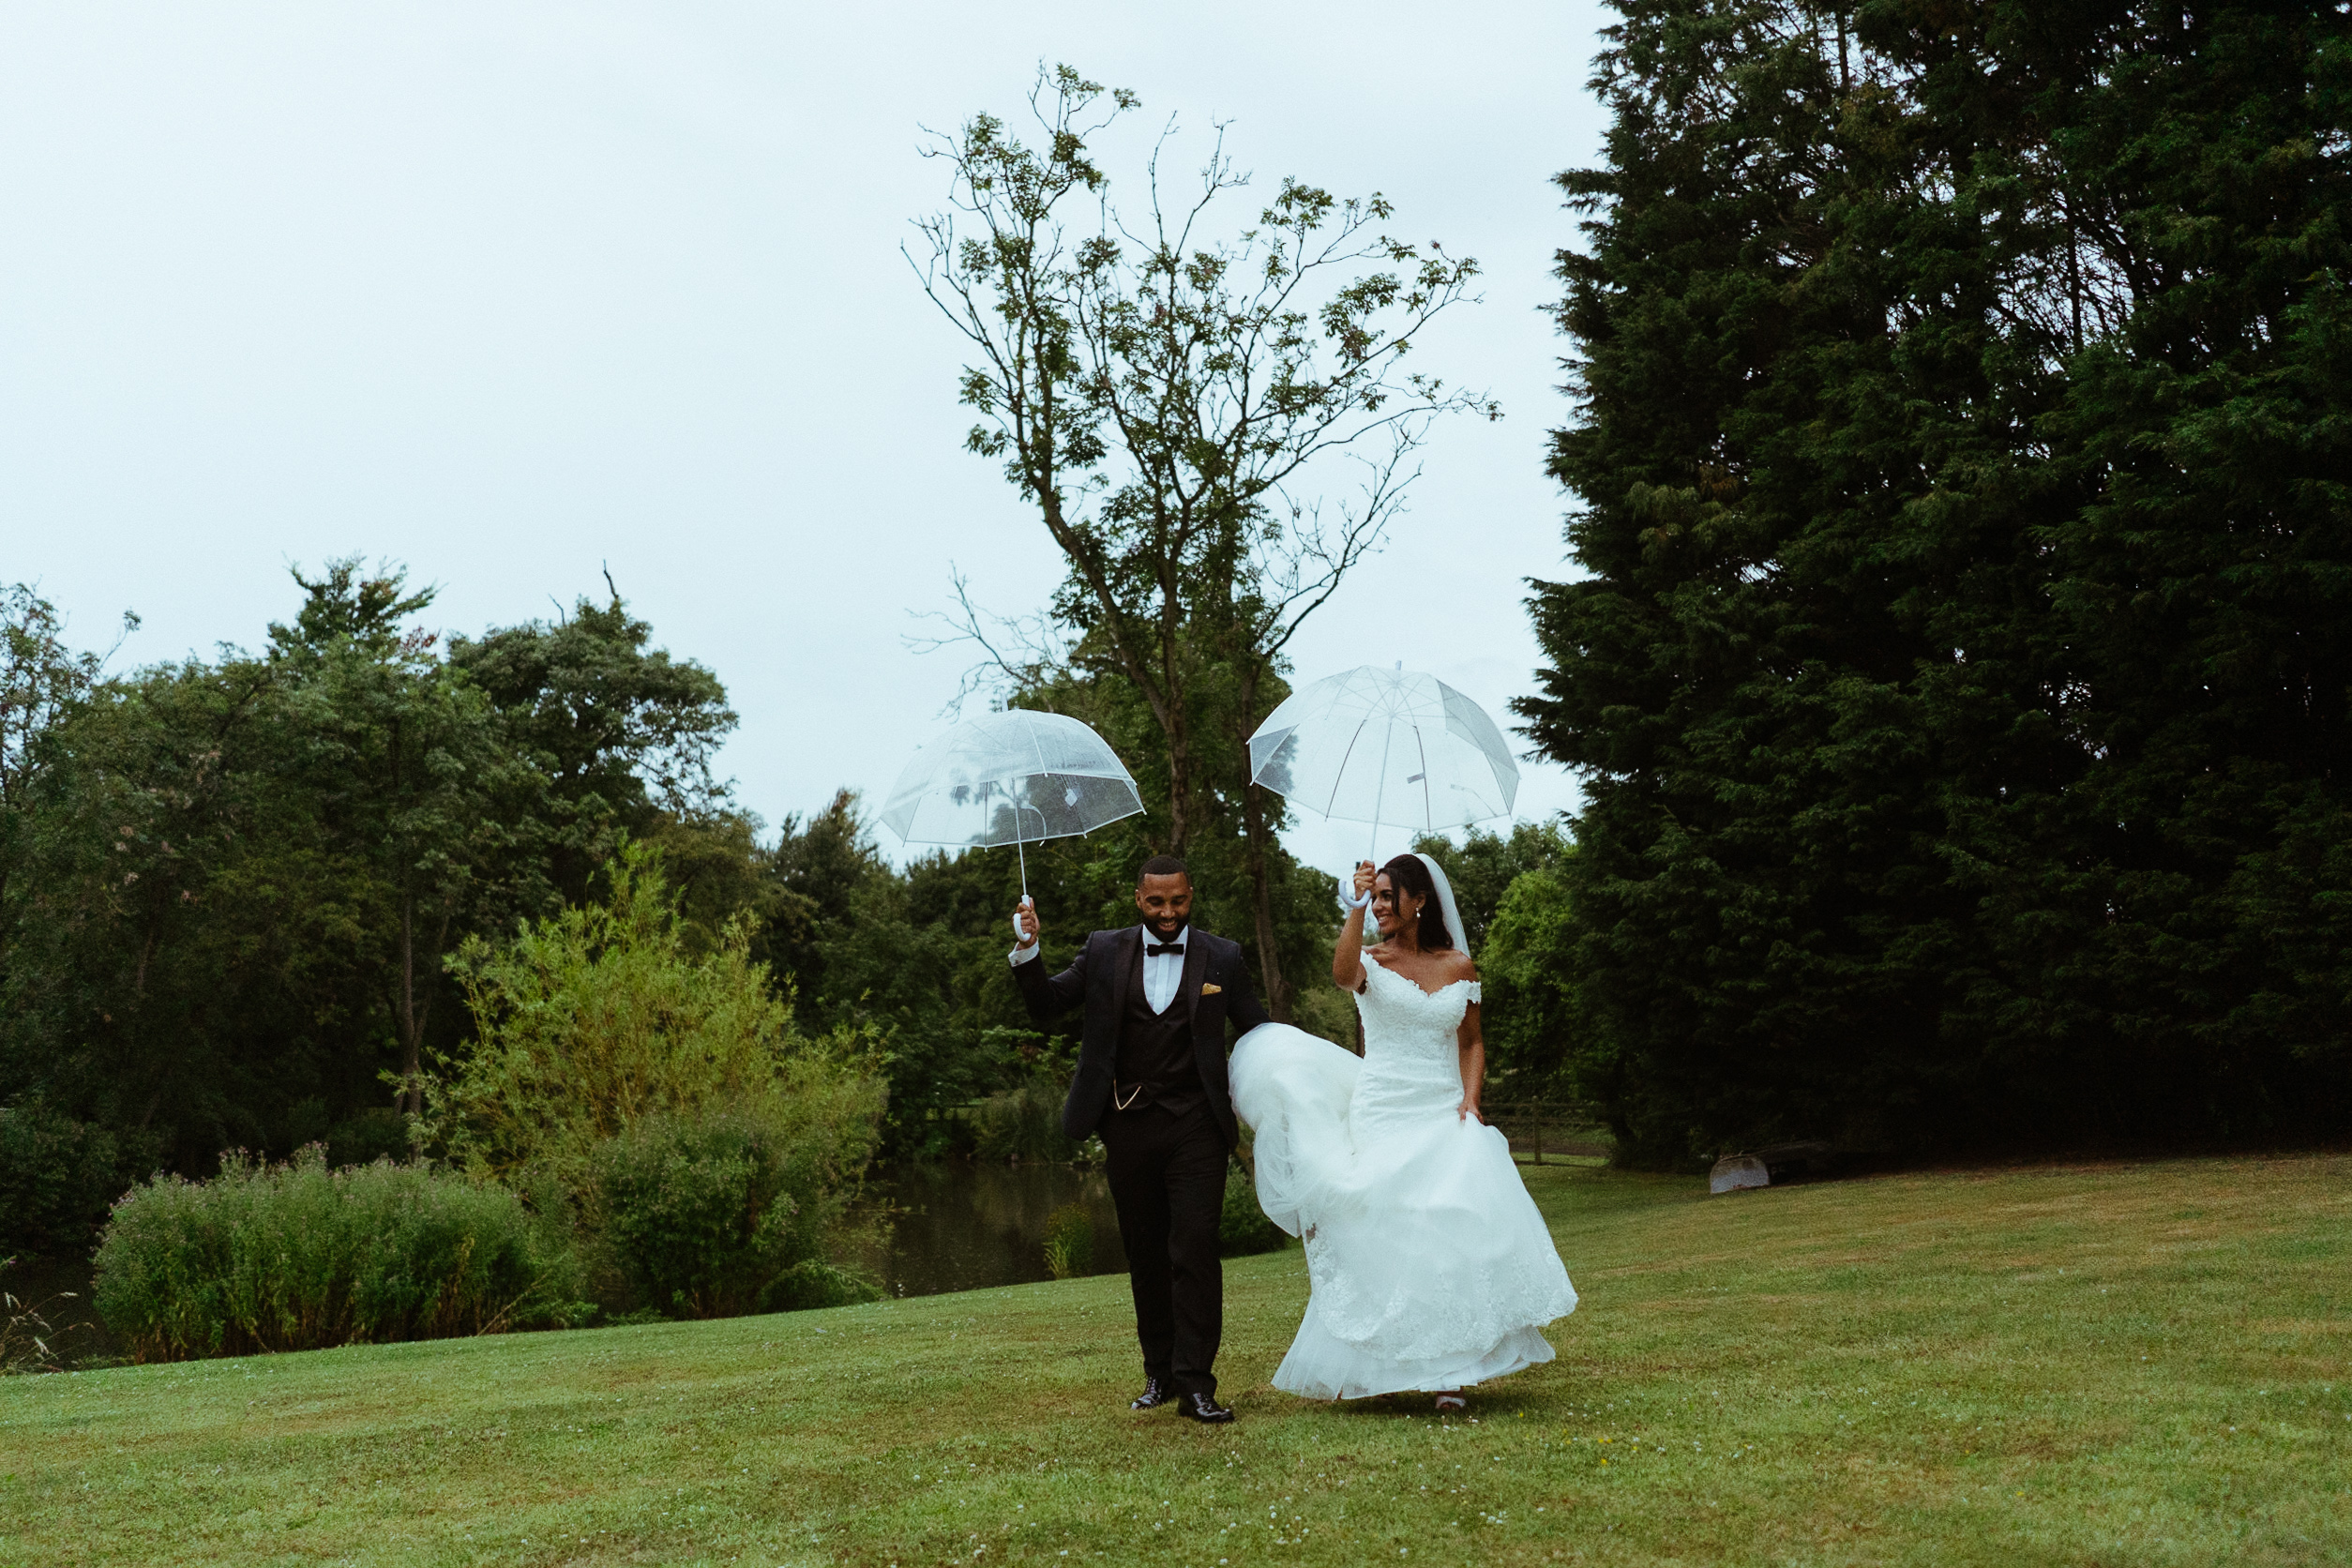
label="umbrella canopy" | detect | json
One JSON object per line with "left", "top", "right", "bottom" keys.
{"left": 882, "top": 709, "right": 1146, "bottom": 854}
{"left": 1247, "top": 665, "right": 1519, "bottom": 837}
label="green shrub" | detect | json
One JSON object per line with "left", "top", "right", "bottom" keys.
{"left": 593, "top": 1106, "right": 878, "bottom": 1318}
{"left": 425, "top": 843, "right": 864, "bottom": 1189}
{"left": 971, "top": 1079, "right": 1078, "bottom": 1163}
{"left": 91, "top": 1148, "right": 585, "bottom": 1362}
{"left": 1042, "top": 1202, "right": 1093, "bottom": 1279}
{"left": 0, "top": 1103, "right": 133, "bottom": 1259}
{"left": 419, "top": 843, "right": 887, "bottom": 1318}
{"left": 1219, "top": 1163, "right": 1286, "bottom": 1257}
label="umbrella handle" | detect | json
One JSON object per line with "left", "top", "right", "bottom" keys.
{"left": 990, "top": 776, "right": 1032, "bottom": 902}
{"left": 1011, "top": 785, "right": 1029, "bottom": 900}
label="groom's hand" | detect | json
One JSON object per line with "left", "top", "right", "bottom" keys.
{"left": 1013, "top": 897, "right": 1039, "bottom": 950}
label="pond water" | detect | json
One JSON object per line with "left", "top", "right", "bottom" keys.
{"left": 856, "top": 1160, "right": 1129, "bottom": 1298}
{"left": 2, "top": 1253, "right": 115, "bottom": 1367}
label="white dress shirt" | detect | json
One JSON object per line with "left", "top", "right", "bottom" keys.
{"left": 1010, "top": 923, "right": 1189, "bottom": 1015}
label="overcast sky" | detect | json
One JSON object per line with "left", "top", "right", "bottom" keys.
{"left": 1, "top": 1, "right": 1611, "bottom": 879}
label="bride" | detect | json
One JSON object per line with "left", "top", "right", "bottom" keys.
{"left": 1229, "top": 852, "right": 1576, "bottom": 1410}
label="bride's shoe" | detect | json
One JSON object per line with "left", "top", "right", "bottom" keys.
{"left": 1433, "top": 1391, "right": 1467, "bottom": 1412}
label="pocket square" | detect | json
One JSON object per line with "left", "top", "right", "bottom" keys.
{"left": 1199, "top": 982, "right": 1223, "bottom": 995}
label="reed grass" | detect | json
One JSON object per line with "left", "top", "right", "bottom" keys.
{"left": 1042, "top": 1202, "right": 1093, "bottom": 1280}
{"left": 89, "top": 1148, "right": 583, "bottom": 1361}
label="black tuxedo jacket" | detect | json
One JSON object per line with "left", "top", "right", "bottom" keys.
{"left": 1013, "top": 925, "right": 1271, "bottom": 1150}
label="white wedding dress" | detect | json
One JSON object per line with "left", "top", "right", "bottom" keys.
{"left": 1229, "top": 952, "right": 1577, "bottom": 1398}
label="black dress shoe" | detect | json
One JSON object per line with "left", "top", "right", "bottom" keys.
{"left": 1130, "top": 1378, "right": 1175, "bottom": 1410}
{"left": 1176, "top": 1392, "right": 1235, "bottom": 1424}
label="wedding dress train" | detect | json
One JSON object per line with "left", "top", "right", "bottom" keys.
{"left": 1229, "top": 952, "right": 1576, "bottom": 1398}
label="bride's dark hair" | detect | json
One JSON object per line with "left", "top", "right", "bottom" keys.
{"left": 1379, "top": 854, "right": 1455, "bottom": 951}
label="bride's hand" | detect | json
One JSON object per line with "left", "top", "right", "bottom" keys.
{"left": 1352, "top": 860, "right": 1376, "bottom": 901}
{"left": 1457, "top": 1096, "right": 1480, "bottom": 1123}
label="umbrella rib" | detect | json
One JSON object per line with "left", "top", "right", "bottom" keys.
{"left": 1416, "top": 725, "right": 1432, "bottom": 828}
{"left": 1021, "top": 712, "right": 1050, "bottom": 844}
{"left": 1325, "top": 718, "right": 1371, "bottom": 819}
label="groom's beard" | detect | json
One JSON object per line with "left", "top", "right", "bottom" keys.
{"left": 1144, "top": 916, "right": 1189, "bottom": 942}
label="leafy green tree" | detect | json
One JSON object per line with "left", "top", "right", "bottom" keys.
{"left": 643, "top": 808, "right": 790, "bottom": 957}
{"left": 0, "top": 1099, "right": 128, "bottom": 1259}
{"left": 1524, "top": 0, "right": 2352, "bottom": 1164}
{"left": 757, "top": 788, "right": 887, "bottom": 998}
{"left": 1479, "top": 868, "right": 1583, "bottom": 1101}
{"left": 267, "top": 560, "right": 520, "bottom": 1112}
{"left": 3, "top": 641, "right": 336, "bottom": 1159}
{"left": 1411, "top": 822, "right": 1573, "bottom": 956}
{"left": 0, "top": 586, "right": 132, "bottom": 925}
{"left": 448, "top": 582, "right": 736, "bottom": 913}
{"left": 0, "top": 564, "right": 748, "bottom": 1184}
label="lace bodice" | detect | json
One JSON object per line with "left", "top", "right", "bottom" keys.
{"left": 1359, "top": 953, "right": 1480, "bottom": 1062}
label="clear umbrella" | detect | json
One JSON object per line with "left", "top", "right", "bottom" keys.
{"left": 1247, "top": 665, "right": 1520, "bottom": 858}
{"left": 881, "top": 708, "right": 1146, "bottom": 898}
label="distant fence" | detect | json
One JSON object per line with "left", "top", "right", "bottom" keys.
{"left": 1480, "top": 1100, "right": 1610, "bottom": 1164}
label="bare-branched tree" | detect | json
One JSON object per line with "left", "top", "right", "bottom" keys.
{"left": 908, "top": 63, "right": 1496, "bottom": 1015}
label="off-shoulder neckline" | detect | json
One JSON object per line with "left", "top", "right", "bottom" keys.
{"left": 1362, "top": 950, "right": 1478, "bottom": 1001}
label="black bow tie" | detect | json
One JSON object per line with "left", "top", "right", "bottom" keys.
{"left": 1146, "top": 942, "right": 1184, "bottom": 957}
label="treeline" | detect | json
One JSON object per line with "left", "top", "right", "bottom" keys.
{"left": 0, "top": 563, "right": 1581, "bottom": 1261}
{"left": 1, "top": 565, "right": 756, "bottom": 1235}
{"left": 0, "top": 563, "right": 1048, "bottom": 1255}
{"left": 1526, "top": 0, "right": 2352, "bottom": 1162}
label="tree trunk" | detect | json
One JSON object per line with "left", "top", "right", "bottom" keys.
{"left": 1233, "top": 661, "right": 1290, "bottom": 1021}
{"left": 399, "top": 894, "right": 420, "bottom": 1114}
{"left": 1240, "top": 776, "right": 1290, "bottom": 1021}
{"left": 133, "top": 915, "right": 160, "bottom": 1000}
{"left": 1029, "top": 464, "right": 1198, "bottom": 853}
{"left": 1165, "top": 709, "right": 1195, "bottom": 854}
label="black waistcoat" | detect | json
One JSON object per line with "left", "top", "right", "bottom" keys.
{"left": 1114, "top": 937, "right": 1204, "bottom": 1114}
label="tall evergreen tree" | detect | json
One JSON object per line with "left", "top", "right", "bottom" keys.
{"left": 1525, "top": 0, "right": 2352, "bottom": 1163}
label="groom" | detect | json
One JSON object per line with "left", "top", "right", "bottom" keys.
{"left": 1009, "top": 855, "right": 1270, "bottom": 1424}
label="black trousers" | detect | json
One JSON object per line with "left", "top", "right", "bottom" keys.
{"left": 1100, "top": 1100, "right": 1227, "bottom": 1398}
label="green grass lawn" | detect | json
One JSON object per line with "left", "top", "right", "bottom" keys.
{"left": 6, "top": 1153, "right": 2349, "bottom": 1567}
